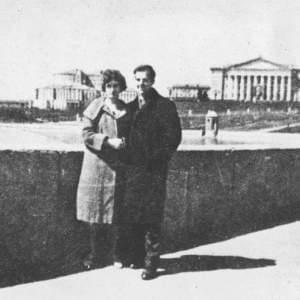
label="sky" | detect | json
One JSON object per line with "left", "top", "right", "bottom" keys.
{"left": 0, "top": 0, "right": 300, "bottom": 99}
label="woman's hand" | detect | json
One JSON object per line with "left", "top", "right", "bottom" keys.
{"left": 106, "top": 137, "right": 126, "bottom": 150}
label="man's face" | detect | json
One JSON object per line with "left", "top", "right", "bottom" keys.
{"left": 134, "top": 71, "right": 153, "bottom": 97}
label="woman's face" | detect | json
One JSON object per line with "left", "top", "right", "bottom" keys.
{"left": 105, "top": 80, "right": 122, "bottom": 100}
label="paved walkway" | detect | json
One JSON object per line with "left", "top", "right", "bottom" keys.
{"left": 0, "top": 221, "right": 300, "bottom": 300}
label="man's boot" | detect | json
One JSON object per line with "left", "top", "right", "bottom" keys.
{"left": 141, "top": 226, "right": 160, "bottom": 280}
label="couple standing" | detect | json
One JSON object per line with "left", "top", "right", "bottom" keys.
{"left": 76, "top": 65, "right": 182, "bottom": 280}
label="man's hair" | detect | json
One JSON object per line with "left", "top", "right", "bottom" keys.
{"left": 133, "top": 65, "right": 156, "bottom": 82}
{"left": 101, "top": 69, "right": 127, "bottom": 92}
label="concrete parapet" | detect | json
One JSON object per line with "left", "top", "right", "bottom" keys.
{"left": 0, "top": 149, "right": 300, "bottom": 286}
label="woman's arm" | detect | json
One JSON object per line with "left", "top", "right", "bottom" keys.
{"left": 82, "top": 97, "right": 126, "bottom": 152}
{"left": 82, "top": 116, "right": 108, "bottom": 152}
{"left": 82, "top": 116, "right": 125, "bottom": 151}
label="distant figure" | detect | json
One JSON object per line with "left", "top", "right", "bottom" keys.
{"left": 76, "top": 113, "right": 82, "bottom": 122}
{"left": 116, "top": 65, "right": 182, "bottom": 280}
{"left": 202, "top": 91, "right": 209, "bottom": 102}
{"left": 76, "top": 69, "right": 133, "bottom": 269}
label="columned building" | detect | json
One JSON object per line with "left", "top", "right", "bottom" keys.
{"left": 210, "top": 57, "right": 300, "bottom": 102}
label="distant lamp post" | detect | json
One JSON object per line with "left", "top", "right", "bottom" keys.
{"left": 214, "top": 91, "right": 218, "bottom": 100}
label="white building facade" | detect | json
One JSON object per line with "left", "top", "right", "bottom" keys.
{"left": 210, "top": 57, "right": 300, "bottom": 102}
{"left": 168, "top": 84, "right": 210, "bottom": 100}
{"left": 34, "top": 69, "right": 138, "bottom": 111}
{"left": 34, "top": 69, "right": 100, "bottom": 110}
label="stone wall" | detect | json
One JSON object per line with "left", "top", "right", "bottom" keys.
{"left": 0, "top": 149, "right": 300, "bottom": 286}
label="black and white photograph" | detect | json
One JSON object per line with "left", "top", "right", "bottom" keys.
{"left": 0, "top": 0, "right": 300, "bottom": 299}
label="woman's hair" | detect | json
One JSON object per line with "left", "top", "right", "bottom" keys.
{"left": 133, "top": 65, "right": 156, "bottom": 82}
{"left": 101, "top": 69, "right": 127, "bottom": 92}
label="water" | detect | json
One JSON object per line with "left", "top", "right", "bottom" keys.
{"left": 1, "top": 122, "right": 300, "bottom": 150}
{"left": 272, "top": 125, "right": 300, "bottom": 134}
{"left": 190, "top": 137, "right": 247, "bottom": 145}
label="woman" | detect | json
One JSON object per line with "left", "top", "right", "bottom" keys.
{"left": 76, "top": 69, "right": 132, "bottom": 269}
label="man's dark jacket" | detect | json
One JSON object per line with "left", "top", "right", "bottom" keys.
{"left": 121, "top": 88, "right": 182, "bottom": 224}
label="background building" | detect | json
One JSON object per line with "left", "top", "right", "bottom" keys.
{"left": 169, "top": 84, "right": 210, "bottom": 101}
{"left": 34, "top": 69, "right": 138, "bottom": 111}
{"left": 210, "top": 57, "right": 300, "bottom": 102}
{"left": 34, "top": 69, "right": 100, "bottom": 111}
{"left": 0, "top": 100, "right": 30, "bottom": 109}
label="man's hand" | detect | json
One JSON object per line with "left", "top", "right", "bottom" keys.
{"left": 106, "top": 137, "right": 126, "bottom": 150}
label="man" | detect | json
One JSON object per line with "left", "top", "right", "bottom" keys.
{"left": 119, "top": 65, "right": 182, "bottom": 279}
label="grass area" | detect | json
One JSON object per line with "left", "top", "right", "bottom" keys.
{"left": 181, "top": 110, "right": 300, "bottom": 131}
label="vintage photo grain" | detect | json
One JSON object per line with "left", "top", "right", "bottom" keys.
{"left": 0, "top": 0, "right": 300, "bottom": 299}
